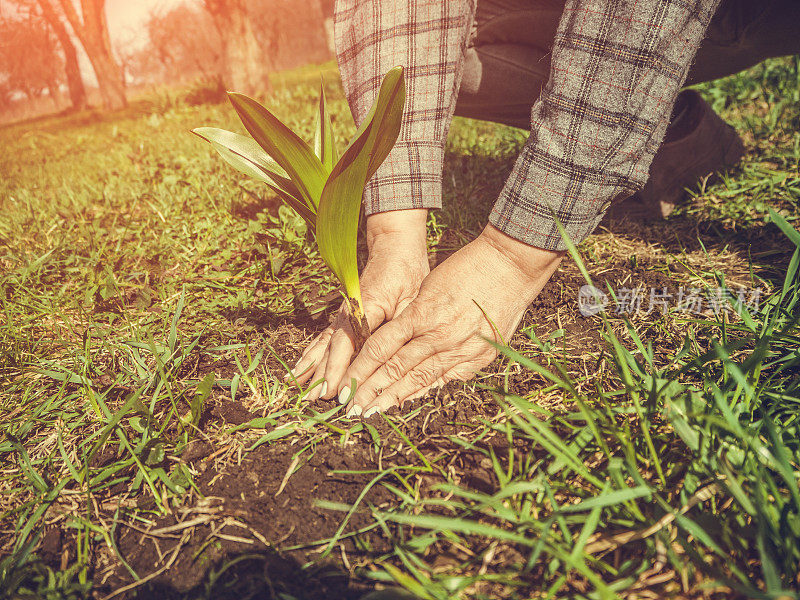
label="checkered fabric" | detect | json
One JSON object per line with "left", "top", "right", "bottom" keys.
{"left": 335, "top": 0, "right": 720, "bottom": 251}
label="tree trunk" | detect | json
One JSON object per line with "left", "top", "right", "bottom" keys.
{"left": 224, "top": 6, "right": 267, "bottom": 95}
{"left": 39, "top": 0, "right": 88, "bottom": 111}
{"left": 205, "top": 0, "right": 269, "bottom": 96}
{"left": 46, "top": 77, "right": 64, "bottom": 109}
{"left": 87, "top": 41, "right": 126, "bottom": 110}
{"left": 56, "top": 0, "right": 126, "bottom": 110}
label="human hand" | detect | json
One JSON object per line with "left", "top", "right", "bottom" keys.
{"left": 336, "top": 224, "right": 564, "bottom": 418}
{"left": 291, "top": 209, "right": 430, "bottom": 401}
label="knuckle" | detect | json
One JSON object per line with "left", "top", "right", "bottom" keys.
{"left": 361, "top": 336, "right": 388, "bottom": 364}
{"left": 408, "top": 363, "right": 440, "bottom": 388}
{"left": 382, "top": 355, "right": 406, "bottom": 381}
{"left": 362, "top": 325, "right": 402, "bottom": 362}
{"left": 407, "top": 370, "right": 428, "bottom": 388}
{"left": 438, "top": 302, "right": 459, "bottom": 323}
{"left": 421, "top": 334, "right": 441, "bottom": 353}
{"left": 414, "top": 333, "right": 442, "bottom": 356}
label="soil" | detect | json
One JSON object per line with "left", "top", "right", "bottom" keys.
{"left": 92, "top": 391, "right": 499, "bottom": 599}
{"left": 104, "top": 441, "right": 395, "bottom": 598}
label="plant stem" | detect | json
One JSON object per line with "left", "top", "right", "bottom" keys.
{"left": 345, "top": 296, "right": 371, "bottom": 353}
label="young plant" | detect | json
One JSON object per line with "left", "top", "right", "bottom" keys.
{"left": 193, "top": 67, "right": 406, "bottom": 349}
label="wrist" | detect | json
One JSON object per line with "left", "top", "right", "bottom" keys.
{"left": 366, "top": 209, "right": 428, "bottom": 255}
{"left": 478, "top": 224, "right": 564, "bottom": 286}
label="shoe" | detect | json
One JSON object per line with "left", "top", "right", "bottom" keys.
{"left": 610, "top": 89, "right": 745, "bottom": 220}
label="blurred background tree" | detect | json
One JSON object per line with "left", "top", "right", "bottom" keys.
{"left": 0, "top": 0, "right": 121, "bottom": 111}
{"left": 203, "top": 0, "right": 265, "bottom": 95}
{"left": 37, "top": 0, "right": 87, "bottom": 111}
{"left": 138, "top": 3, "right": 223, "bottom": 86}
{"left": 0, "top": 0, "right": 335, "bottom": 121}
{"left": 0, "top": 10, "right": 64, "bottom": 104}
{"left": 249, "top": 0, "right": 330, "bottom": 77}
{"left": 54, "top": 0, "right": 126, "bottom": 110}
{"left": 0, "top": 0, "right": 90, "bottom": 112}
{"left": 128, "top": 0, "right": 331, "bottom": 90}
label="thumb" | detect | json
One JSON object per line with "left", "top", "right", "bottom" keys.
{"left": 393, "top": 295, "right": 417, "bottom": 319}
{"left": 363, "top": 300, "right": 386, "bottom": 333}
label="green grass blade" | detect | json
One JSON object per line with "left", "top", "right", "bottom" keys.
{"left": 769, "top": 207, "right": 800, "bottom": 248}
{"left": 4, "top": 433, "right": 47, "bottom": 494}
{"left": 674, "top": 512, "right": 726, "bottom": 557}
{"left": 380, "top": 563, "right": 437, "bottom": 600}
{"left": 191, "top": 373, "right": 214, "bottom": 428}
{"left": 558, "top": 485, "right": 651, "bottom": 513}
{"left": 569, "top": 501, "right": 602, "bottom": 561}
{"left": 227, "top": 93, "right": 327, "bottom": 210}
{"left": 168, "top": 285, "right": 186, "bottom": 355}
{"left": 377, "top": 511, "right": 535, "bottom": 546}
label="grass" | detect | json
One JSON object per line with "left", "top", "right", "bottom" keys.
{"left": 0, "top": 56, "right": 799, "bottom": 599}
{"left": 369, "top": 207, "right": 800, "bottom": 599}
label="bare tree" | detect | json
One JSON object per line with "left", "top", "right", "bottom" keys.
{"left": 139, "top": 3, "right": 223, "bottom": 84}
{"left": 37, "top": 0, "right": 87, "bottom": 111}
{"left": 56, "top": 0, "right": 126, "bottom": 110}
{"left": 250, "top": 0, "right": 330, "bottom": 71}
{"left": 203, "top": 0, "right": 269, "bottom": 95}
{"left": 0, "top": 12, "right": 63, "bottom": 102}
{"left": 1, "top": 0, "right": 87, "bottom": 111}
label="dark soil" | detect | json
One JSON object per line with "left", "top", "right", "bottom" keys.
{"left": 94, "top": 383, "right": 507, "bottom": 598}
{"left": 100, "top": 441, "right": 397, "bottom": 598}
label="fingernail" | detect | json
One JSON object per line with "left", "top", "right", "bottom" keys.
{"left": 338, "top": 386, "right": 351, "bottom": 405}
{"left": 320, "top": 381, "right": 328, "bottom": 397}
{"left": 283, "top": 371, "right": 293, "bottom": 382}
{"left": 346, "top": 404, "right": 362, "bottom": 418}
{"left": 363, "top": 407, "right": 379, "bottom": 419}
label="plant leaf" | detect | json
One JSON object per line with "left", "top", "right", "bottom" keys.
{"left": 313, "top": 82, "right": 337, "bottom": 172}
{"left": 316, "top": 67, "right": 405, "bottom": 308}
{"left": 227, "top": 93, "right": 327, "bottom": 210}
{"left": 268, "top": 185, "right": 317, "bottom": 230}
{"left": 192, "top": 127, "right": 316, "bottom": 228}
{"left": 193, "top": 127, "right": 298, "bottom": 194}
{"left": 340, "top": 66, "right": 406, "bottom": 183}
{"left": 363, "top": 66, "right": 406, "bottom": 181}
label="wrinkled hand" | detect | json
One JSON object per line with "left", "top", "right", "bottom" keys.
{"left": 336, "top": 224, "right": 564, "bottom": 418}
{"left": 291, "top": 209, "right": 429, "bottom": 401}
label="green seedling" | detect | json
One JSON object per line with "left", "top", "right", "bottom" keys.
{"left": 193, "top": 67, "right": 406, "bottom": 348}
